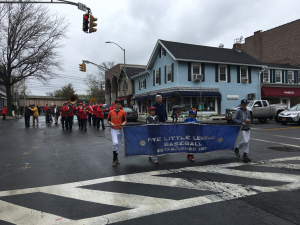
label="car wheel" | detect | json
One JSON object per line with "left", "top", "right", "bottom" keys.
{"left": 258, "top": 118, "right": 267, "bottom": 123}
{"left": 281, "top": 122, "right": 287, "bottom": 125}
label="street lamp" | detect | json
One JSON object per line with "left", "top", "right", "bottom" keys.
{"left": 105, "top": 41, "right": 127, "bottom": 106}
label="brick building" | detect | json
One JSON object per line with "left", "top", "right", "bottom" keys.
{"left": 241, "top": 19, "right": 300, "bottom": 65}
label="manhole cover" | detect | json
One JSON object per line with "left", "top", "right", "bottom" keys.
{"left": 268, "top": 146, "right": 300, "bottom": 152}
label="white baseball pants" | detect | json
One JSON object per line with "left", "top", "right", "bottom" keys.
{"left": 237, "top": 130, "right": 250, "bottom": 154}
{"left": 111, "top": 128, "right": 123, "bottom": 153}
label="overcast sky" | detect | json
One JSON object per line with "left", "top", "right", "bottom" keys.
{"left": 26, "top": 0, "right": 300, "bottom": 96}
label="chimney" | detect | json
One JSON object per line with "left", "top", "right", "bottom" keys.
{"left": 233, "top": 43, "right": 242, "bottom": 51}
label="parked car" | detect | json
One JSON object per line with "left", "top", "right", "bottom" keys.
{"left": 278, "top": 104, "right": 300, "bottom": 125}
{"left": 103, "top": 104, "right": 111, "bottom": 118}
{"left": 123, "top": 107, "right": 138, "bottom": 121}
{"left": 226, "top": 100, "right": 287, "bottom": 123}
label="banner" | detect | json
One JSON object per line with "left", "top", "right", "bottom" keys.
{"left": 124, "top": 123, "right": 241, "bottom": 157}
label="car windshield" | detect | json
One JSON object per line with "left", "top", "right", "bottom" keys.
{"left": 247, "top": 101, "right": 254, "bottom": 107}
{"left": 289, "top": 105, "right": 299, "bottom": 111}
{"left": 123, "top": 107, "right": 134, "bottom": 112}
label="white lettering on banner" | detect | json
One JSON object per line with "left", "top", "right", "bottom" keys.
{"left": 284, "top": 91, "right": 294, "bottom": 94}
{"left": 150, "top": 136, "right": 215, "bottom": 143}
{"left": 0, "top": 157, "right": 299, "bottom": 224}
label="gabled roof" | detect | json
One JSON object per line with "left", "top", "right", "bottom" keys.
{"left": 146, "top": 39, "right": 266, "bottom": 70}
{"left": 264, "top": 63, "right": 300, "bottom": 70}
{"left": 121, "top": 66, "right": 146, "bottom": 78}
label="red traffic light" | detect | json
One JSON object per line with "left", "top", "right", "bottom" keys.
{"left": 84, "top": 15, "right": 89, "bottom": 20}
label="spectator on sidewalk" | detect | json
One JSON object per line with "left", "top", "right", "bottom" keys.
{"left": 2, "top": 106, "right": 7, "bottom": 121}
{"left": 29, "top": 104, "right": 39, "bottom": 127}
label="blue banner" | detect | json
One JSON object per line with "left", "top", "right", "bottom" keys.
{"left": 124, "top": 123, "right": 241, "bottom": 157}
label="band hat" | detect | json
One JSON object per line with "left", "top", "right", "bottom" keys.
{"left": 83, "top": 104, "right": 86, "bottom": 106}
{"left": 100, "top": 104, "right": 103, "bottom": 106}
{"left": 111, "top": 103, "right": 115, "bottom": 105}
{"left": 89, "top": 101, "right": 92, "bottom": 103}
{"left": 67, "top": 101, "right": 69, "bottom": 103}
{"left": 149, "top": 106, "right": 156, "bottom": 111}
{"left": 241, "top": 99, "right": 249, "bottom": 104}
{"left": 189, "top": 109, "right": 196, "bottom": 115}
{"left": 79, "top": 103, "right": 82, "bottom": 105}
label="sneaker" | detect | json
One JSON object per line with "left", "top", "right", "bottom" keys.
{"left": 112, "top": 161, "right": 117, "bottom": 166}
{"left": 234, "top": 147, "right": 240, "bottom": 157}
{"left": 116, "top": 160, "right": 120, "bottom": 164}
{"left": 243, "top": 153, "right": 251, "bottom": 163}
{"left": 188, "top": 154, "right": 195, "bottom": 161}
{"left": 152, "top": 159, "right": 159, "bottom": 164}
{"left": 187, "top": 154, "right": 191, "bottom": 159}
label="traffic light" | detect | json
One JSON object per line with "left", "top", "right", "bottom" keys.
{"left": 89, "top": 15, "right": 98, "bottom": 33}
{"left": 82, "top": 14, "right": 89, "bottom": 33}
{"left": 79, "top": 63, "right": 86, "bottom": 72}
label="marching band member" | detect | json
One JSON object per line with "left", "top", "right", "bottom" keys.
{"left": 92, "top": 101, "right": 97, "bottom": 127}
{"left": 77, "top": 103, "right": 83, "bottom": 129}
{"left": 62, "top": 101, "right": 75, "bottom": 132}
{"left": 87, "top": 101, "right": 93, "bottom": 126}
{"left": 107, "top": 99, "right": 127, "bottom": 167}
{"left": 146, "top": 106, "right": 160, "bottom": 164}
{"left": 60, "top": 103, "right": 67, "bottom": 130}
{"left": 184, "top": 110, "right": 198, "bottom": 161}
{"left": 79, "top": 104, "right": 88, "bottom": 131}
{"left": 109, "top": 103, "right": 115, "bottom": 111}
{"left": 96, "top": 103, "right": 106, "bottom": 130}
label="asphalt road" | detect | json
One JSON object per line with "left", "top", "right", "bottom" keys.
{"left": 0, "top": 116, "right": 299, "bottom": 225}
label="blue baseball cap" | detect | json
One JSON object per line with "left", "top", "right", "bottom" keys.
{"left": 189, "top": 110, "right": 196, "bottom": 115}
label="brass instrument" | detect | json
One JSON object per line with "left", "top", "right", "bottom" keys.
{"left": 63, "top": 94, "right": 78, "bottom": 115}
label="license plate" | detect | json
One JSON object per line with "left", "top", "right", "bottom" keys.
{"left": 130, "top": 114, "right": 134, "bottom": 115}
{"left": 228, "top": 118, "right": 231, "bottom": 120}
{"left": 282, "top": 118, "right": 286, "bottom": 121}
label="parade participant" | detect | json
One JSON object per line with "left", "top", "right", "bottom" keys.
{"left": 184, "top": 109, "right": 198, "bottom": 161}
{"left": 45, "top": 105, "right": 52, "bottom": 125}
{"left": 60, "top": 103, "right": 67, "bottom": 130}
{"left": 2, "top": 106, "right": 7, "bottom": 121}
{"left": 96, "top": 103, "right": 106, "bottom": 130}
{"left": 152, "top": 95, "right": 168, "bottom": 123}
{"left": 77, "top": 103, "right": 83, "bottom": 129}
{"left": 24, "top": 105, "right": 31, "bottom": 127}
{"left": 79, "top": 104, "right": 88, "bottom": 131}
{"left": 109, "top": 103, "right": 115, "bottom": 111}
{"left": 29, "top": 104, "right": 39, "bottom": 127}
{"left": 92, "top": 101, "right": 97, "bottom": 127}
{"left": 62, "top": 101, "right": 75, "bottom": 132}
{"left": 87, "top": 101, "right": 93, "bottom": 126}
{"left": 146, "top": 106, "right": 160, "bottom": 164}
{"left": 52, "top": 104, "right": 60, "bottom": 125}
{"left": 44, "top": 104, "right": 48, "bottom": 121}
{"left": 107, "top": 99, "right": 127, "bottom": 166}
{"left": 233, "top": 99, "right": 252, "bottom": 163}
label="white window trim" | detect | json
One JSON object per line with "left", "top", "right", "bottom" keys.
{"left": 140, "top": 80, "right": 145, "bottom": 89}
{"left": 240, "top": 66, "right": 248, "bottom": 83}
{"left": 218, "top": 65, "right": 227, "bottom": 82}
{"left": 263, "top": 69, "right": 270, "bottom": 81}
{"left": 192, "top": 63, "right": 201, "bottom": 81}
{"left": 287, "top": 71, "right": 294, "bottom": 83}
{"left": 166, "top": 64, "right": 172, "bottom": 82}
{"left": 275, "top": 70, "right": 282, "bottom": 83}
{"left": 155, "top": 69, "right": 160, "bottom": 85}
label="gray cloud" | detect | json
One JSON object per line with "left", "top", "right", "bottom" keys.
{"left": 27, "top": 0, "right": 300, "bottom": 96}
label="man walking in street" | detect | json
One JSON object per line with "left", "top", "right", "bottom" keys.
{"left": 29, "top": 104, "right": 39, "bottom": 127}
{"left": 233, "top": 99, "right": 252, "bottom": 163}
{"left": 2, "top": 106, "right": 7, "bottom": 121}
{"left": 24, "top": 105, "right": 31, "bottom": 127}
{"left": 152, "top": 95, "right": 168, "bottom": 123}
{"left": 52, "top": 104, "right": 60, "bottom": 125}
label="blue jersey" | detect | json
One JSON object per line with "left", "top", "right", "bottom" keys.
{"left": 184, "top": 117, "right": 198, "bottom": 123}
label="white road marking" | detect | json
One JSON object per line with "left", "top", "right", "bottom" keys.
{"left": 0, "top": 156, "right": 299, "bottom": 225}
{"left": 251, "top": 138, "right": 300, "bottom": 148}
{"left": 252, "top": 131, "right": 300, "bottom": 140}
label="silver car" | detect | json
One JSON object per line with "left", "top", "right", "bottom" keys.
{"left": 278, "top": 104, "right": 300, "bottom": 125}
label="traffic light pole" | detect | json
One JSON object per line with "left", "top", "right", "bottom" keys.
{"left": 0, "top": 0, "right": 91, "bottom": 11}
{"left": 83, "top": 60, "right": 121, "bottom": 78}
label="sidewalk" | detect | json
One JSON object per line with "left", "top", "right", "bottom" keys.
{"left": 0, "top": 115, "right": 22, "bottom": 122}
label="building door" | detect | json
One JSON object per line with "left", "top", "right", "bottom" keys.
{"left": 280, "top": 97, "right": 290, "bottom": 109}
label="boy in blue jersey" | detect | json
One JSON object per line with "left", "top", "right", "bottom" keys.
{"left": 184, "top": 110, "right": 198, "bottom": 161}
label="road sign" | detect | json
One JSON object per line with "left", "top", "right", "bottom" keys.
{"left": 124, "top": 100, "right": 127, "bottom": 104}
{"left": 91, "top": 97, "right": 96, "bottom": 102}
{"left": 78, "top": 2, "right": 86, "bottom": 12}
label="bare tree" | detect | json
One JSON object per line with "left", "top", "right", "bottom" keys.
{"left": 0, "top": 3, "right": 69, "bottom": 115}
{"left": 14, "top": 80, "right": 31, "bottom": 96}
{"left": 85, "top": 61, "right": 115, "bottom": 103}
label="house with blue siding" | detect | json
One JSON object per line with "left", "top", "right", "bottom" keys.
{"left": 131, "top": 40, "right": 267, "bottom": 115}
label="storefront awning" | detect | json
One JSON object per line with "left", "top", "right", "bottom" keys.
{"left": 118, "top": 96, "right": 131, "bottom": 101}
{"left": 132, "top": 96, "right": 146, "bottom": 101}
{"left": 262, "top": 87, "right": 300, "bottom": 97}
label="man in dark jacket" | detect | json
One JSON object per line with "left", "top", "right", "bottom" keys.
{"left": 233, "top": 99, "right": 252, "bottom": 163}
{"left": 152, "top": 95, "right": 168, "bottom": 123}
{"left": 24, "top": 106, "right": 31, "bottom": 127}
